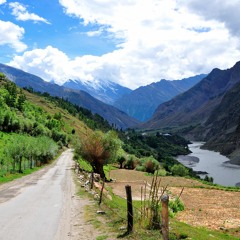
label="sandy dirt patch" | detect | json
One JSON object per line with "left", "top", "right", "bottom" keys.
{"left": 107, "top": 169, "right": 240, "bottom": 235}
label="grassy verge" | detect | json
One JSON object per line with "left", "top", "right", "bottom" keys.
{"left": 74, "top": 168, "right": 240, "bottom": 240}
{"left": 0, "top": 167, "right": 42, "bottom": 184}
{"left": 170, "top": 220, "right": 240, "bottom": 240}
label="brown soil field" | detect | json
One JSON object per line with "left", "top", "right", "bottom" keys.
{"left": 107, "top": 169, "right": 240, "bottom": 236}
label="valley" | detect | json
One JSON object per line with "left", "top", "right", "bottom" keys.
{"left": 1, "top": 60, "right": 240, "bottom": 239}
{"left": 1, "top": 1, "right": 240, "bottom": 239}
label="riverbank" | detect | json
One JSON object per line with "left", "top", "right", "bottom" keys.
{"left": 201, "top": 142, "right": 240, "bottom": 166}
{"left": 177, "top": 142, "right": 240, "bottom": 187}
{"left": 176, "top": 155, "right": 208, "bottom": 175}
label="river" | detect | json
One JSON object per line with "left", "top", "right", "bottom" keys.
{"left": 177, "top": 142, "right": 240, "bottom": 187}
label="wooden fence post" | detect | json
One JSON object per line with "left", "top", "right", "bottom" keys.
{"left": 90, "top": 172, "right": 94, "bottom": 189}
{"left": 99, "top": 177, "right": 105, "bottom": 205}
{"left": 125, "top": 185, "right": 133, "bottom": 233}
{"left": 161, "top": 194, "right": 169, "bottom": 240}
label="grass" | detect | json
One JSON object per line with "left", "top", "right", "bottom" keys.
{"left": 99, "top": 190, "right": 240, "bottom": 239}
{"left": 96, "top": 235, "right": 109, "bottom": 240}
{"left": 75, "top": 167, "right": 240, "bottom": 240}
{"left": 78, "top": 157, "right": 93, "bottom": 172}
{"left": 76, "top": 158, "right": 119, "bottom": 181}
{"left": 25, "top": 90, "right": 90, "bottom": 138}
{"left": 0, "top": 167, "right": 41, "bottom": 183}
{"left": 170, "top": 219, "right": 240, "bottom": 240}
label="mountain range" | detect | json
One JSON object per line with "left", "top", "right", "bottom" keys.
{"left": 2, "top": 60, "right": 240, "bottom": 164}
{"left": 63, "top": 79, "right": 131, "bottom": 105}
{"left": 141, "top": 61, "right": 240, "bottom": 164}
{"left": 113, "top": 74, "right": 206, "bottom": 121}
{"left": 0, "top": 63, "right": 139, "bottom": 130}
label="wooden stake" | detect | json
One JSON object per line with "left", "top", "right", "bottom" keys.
{"left": 125, "top": 185, "right": 133, "bottom": 233}
{"left": 161, "top": 194, "right": 169, "bottom": 240}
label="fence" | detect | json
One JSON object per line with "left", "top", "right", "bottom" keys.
{"left": 76, "top": 168, "right": 184, "bottom": 240}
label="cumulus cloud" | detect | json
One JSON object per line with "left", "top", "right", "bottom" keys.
{"left": 178, "top": 0, "right": 240, "bottom": 37}
{"left": 0, "top": 20, "right": 27, "bottom": 52}
{"left": 0, "top": 0, "right": 6, "bottom": 5}
{"left": 9, "top": 46, "right": 70, "bottom": 83}
{"left": 9, "top": 2, "right": 50, "bottom": 24}
{"left": 9, "top": 1, "right": 240, "bottom": 89}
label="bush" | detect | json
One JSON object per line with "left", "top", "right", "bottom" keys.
{"left": 124, "top": 156, "right": 138, "bottom": 169}
{"left": 170, "top": 164, "right": 189, "bottom": 177}
{"left": 135, "top": 165, "right": 146, "bottom": 172}
{"left": 169, "top": 197, "right": 185, "bottom": 217}
{"left": 145, "top": 160, "right": 157, "bottom": 174}
{"left": 137, "top": 156, "right": 160, "bottom": 174}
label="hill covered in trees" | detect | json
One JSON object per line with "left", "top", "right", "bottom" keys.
{"left": 0, "top": 72, "right": 195, "bottom": 180}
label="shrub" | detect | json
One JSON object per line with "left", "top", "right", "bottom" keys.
{"left": 124, "top": 156, "right": 139, "bottom": 169}
{"left": 169, "top": 197, "right": 185, "bottom": 217}
{"left": 136, "top": 156, "right": 160, "bottom": 174}
{"left": 170, "top": 164, "right": 189, "bottom": 177}
{"left": 135, "top": 165, "right": 146, "bottom": 172}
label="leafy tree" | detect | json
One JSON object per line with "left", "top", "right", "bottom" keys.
{"left": 76, "top": 130, "right": 121, "bottom": 179}
{"left": 0, "top": 72, "right": 6, "bottom": 81}
{"left": 5, "top": 135, "right": 27, "bottom": 173}
{"left": 117, "top": 155, "right": 126, "bottom": 169}
{"left": 17, "top": 89, "right": 26, "bottom": 111}
{"left": 4, "top": 81, "right": 17, "bottom": 108}
{"left": 204, "top": 175, "right": 214, "bottom": 183}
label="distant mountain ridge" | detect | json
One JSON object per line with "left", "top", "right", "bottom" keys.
{"left": 143, "top": 61, "right": 240, "bottom": 130}
{"left": 113, "top": 74, "right": 206, "bottom": 121}
{"left": 0, "top": 63, "right": 139, "bottom": 129}
{"left": 140, "top": 61, "right": 240, "bottom": 163}
{"left": 202, "top": 80, "right": 240, "bottom": 164}
{"left": 63, "top": 79, "right": 132, "bottom": 105}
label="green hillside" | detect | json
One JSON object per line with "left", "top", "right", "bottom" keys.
{"left": 1, "top": 73, "right": 239, "bottom": 239}
{"left": 0, "top": 72, "right": 194, "bottom": 181}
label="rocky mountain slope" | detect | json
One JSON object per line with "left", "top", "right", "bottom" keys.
{"left": 203, "top": 81, "right": 240, "bottom": 164}
{"left": 113, "top": 74, "right": 206, "bottom": 121}
{"left": 140, "top": 61, "right": 240, "bottom": 163}
{"left": 142, "top": 61, "right": 240, "bottom": 131}
{"left": 0, "top": 63, "right": 139, "bottom": 129}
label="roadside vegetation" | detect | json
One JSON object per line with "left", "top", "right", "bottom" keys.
{"left": 1, "top": 72, "right": 239, "bottom": 239}
{"left": 75, "top": 166, "right": 239, "bottom": 240}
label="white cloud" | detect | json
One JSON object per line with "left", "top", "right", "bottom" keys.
{"left": 0, "top": 20, "right": 27, "bottom": 52}
{"left": 9, "top": 46, "right": 70, "bottom": 83}
{"left": 9, "top": 1, "right": 240, "bottom": 89}
{"left": 0, "top": 0, "right": 6, "bottom": 5}
{"left": 9, "top": 2, "right": 50, "bottom": 24}
{"left": 178, "top": 0, "right": 240, "bottom": 37}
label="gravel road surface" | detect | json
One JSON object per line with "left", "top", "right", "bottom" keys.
{"left": 0, "top": 149, "right": 99, "bottom": 240}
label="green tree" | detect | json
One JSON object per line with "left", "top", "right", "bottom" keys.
{"left": 4, "top": 81, "right": 17, "bottom": 108}
{"left": 0, "top": 72, "right": 6, "bottom": 81}
{"left": 17, "top": 89, "right": 26, "bottom": 111}
{"left": 117, "top": 155, "right": 126, "bottom": 169}
{"left": 76, "top": 130, "right": 121, "bottom": 179}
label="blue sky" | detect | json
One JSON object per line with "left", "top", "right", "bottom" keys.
{"left": 0, "top": 0, "right": 240, "bottom": 89}
{"left": 0, "top": 0, "right": 117, "bottom": 58}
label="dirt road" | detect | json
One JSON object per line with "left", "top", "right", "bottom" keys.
{"left": 0, "top": 149, "right": 99, "bottom": 240}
